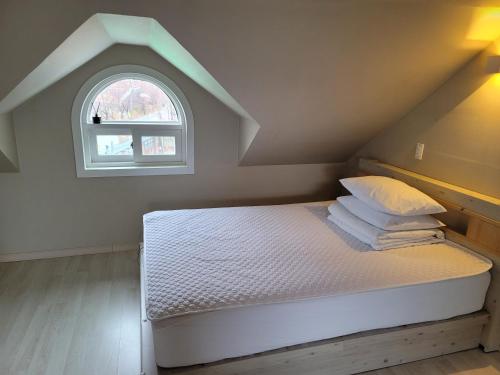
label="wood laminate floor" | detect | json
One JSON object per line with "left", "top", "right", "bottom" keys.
{"left": 0, "top": 251, "right": 498, "bottom": 375}
{"left": 0, "top": 250, "right": 140, "bottom": 375}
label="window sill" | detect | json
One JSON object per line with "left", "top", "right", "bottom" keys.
{"left": 76, "top": 164, "right": 195, "bottom": 178}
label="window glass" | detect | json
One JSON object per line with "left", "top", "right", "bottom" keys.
{"left": 92, "top": 79, "right": 179, "bottom": 122}
{"left": 141, "top": 136, "right": 176, "bottom": 155}
{"left": 96, "top": 135, "right": 133, "bottom": 155}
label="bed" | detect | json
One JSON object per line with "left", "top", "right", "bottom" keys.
{"left": 140, "top": 159, "right": 500, "bottom": 375}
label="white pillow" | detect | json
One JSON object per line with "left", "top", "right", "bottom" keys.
{"left": 336, "top": 195, "right": 445, "bottom": 231}
{"left": 339, "top": 176, "right": 446, "bottom": 216}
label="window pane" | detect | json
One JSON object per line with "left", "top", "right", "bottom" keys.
{"left": 96, "top": 135, "right": 133, "bottom": 156}
{"left": 141, "top": 136, "right": 176, "bottom": 156}
{"left": 92, "top": 79, "right": 179, "bottom": 123}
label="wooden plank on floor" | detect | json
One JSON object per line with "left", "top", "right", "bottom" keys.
{"left": 0, "top": 250, "right": 140, "bottom": 375}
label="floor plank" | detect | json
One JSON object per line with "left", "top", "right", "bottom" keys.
{"left": 1, "top": 251, "right": 499, "bottom": 374}
{"left": 0, "top": 251, "right": 140, "bottom": 375}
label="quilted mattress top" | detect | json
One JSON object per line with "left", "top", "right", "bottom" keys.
{"left": 143, "top": 202, "right": 491, "bottom": 321}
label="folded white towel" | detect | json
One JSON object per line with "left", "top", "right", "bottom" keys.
{"left": 336, "top": 195, "right": 444, "bottom": 231}
{"left": 328, "top": 202, "right": 444, "bottom": 250}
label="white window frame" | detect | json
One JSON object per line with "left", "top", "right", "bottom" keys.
{"left": 71, "top": 65, "right": 194, "bottom": 177}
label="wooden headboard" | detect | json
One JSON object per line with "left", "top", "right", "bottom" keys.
{"left": 357, "top": 158, "right": 500, "bottom": 352}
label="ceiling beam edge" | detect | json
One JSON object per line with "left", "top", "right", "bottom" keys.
{"left": 0, "top": 112, "right": 19, "bottom": 172}
{"left": 0, "top": 15, "right": 114, "bottom": 114}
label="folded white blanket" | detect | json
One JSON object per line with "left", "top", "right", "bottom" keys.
{"left": 328, "top": 202, "right": 444, "bottom": 250}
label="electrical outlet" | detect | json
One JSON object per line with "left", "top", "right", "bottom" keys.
{"left": 415, "top": 143, "right": 425, "bottom": 160}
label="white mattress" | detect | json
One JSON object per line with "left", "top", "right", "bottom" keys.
{"left": 142, "top": 201, "right": 492, "bottom": 367}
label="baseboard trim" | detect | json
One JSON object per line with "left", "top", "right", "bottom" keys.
{"left": 0, "top": 243, "right": 139, "bottom": 262}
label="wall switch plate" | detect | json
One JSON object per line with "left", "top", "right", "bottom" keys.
{"left": 415, "top": 143, "right": 425, "bottom": 160}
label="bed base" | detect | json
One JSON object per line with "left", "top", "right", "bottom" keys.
{"left": 141, "top": 310, "right": 489, "bottom": 375}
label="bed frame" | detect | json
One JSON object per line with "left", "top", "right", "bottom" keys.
{"left": 140, "top": 158, "right": 500, "bottom": 375}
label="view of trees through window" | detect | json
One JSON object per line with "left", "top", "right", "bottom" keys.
{"left": 142, "top": 136, "right": 176, "bottom": 155}
{"left": 92, "top": 79, "right": 179, "bottom": 122}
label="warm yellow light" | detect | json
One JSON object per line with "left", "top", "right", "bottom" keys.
{"left": 467, "top": 7, "right": 500, "bottom": 41}
{"left": 490, "top": 73, "right": 500, "bottom": 87}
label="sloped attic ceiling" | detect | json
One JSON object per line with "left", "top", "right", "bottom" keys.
{"left": 0, "top": 13, "right": 261, "bottom": 170}
{"left": 1, "top": 0, "right": 499, "bottom": 168}
{"left": 168, "top": 1, "right": 500, "bottom": 165}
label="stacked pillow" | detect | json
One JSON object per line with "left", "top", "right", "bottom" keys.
{"left": 328, "top": 176, "right": 446, "bottom": 250}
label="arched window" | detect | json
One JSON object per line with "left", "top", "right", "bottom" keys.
{"left": 72, "top": 65, "right": 194, "bottom": 177}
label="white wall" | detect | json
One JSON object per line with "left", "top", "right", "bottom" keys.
{"left": 0, "top": 45, "right": 343, "bottom": 254}
{"left": 354, "top": 42, "right": 500, "bottom": 198}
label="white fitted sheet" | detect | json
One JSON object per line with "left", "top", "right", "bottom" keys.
{"left": 148, "top": 271, "right": 490, "bottom": 367}
{"left": 142, "top": 201, "right": 492, "bottom": 367}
